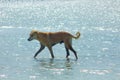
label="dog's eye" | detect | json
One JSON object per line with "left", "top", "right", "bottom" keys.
{"left": 31, "top": 35, "right": 33, "bottom": 37}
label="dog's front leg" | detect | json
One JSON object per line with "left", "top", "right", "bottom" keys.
{"left": 34, "top": 43, "right": 45, "bottom": 58}
{"left": 48, "top": 46, "right": 54, "bottom": 58}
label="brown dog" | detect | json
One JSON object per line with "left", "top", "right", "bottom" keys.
{"left": 28, "top": 30, "right": 80, "bottom": 59}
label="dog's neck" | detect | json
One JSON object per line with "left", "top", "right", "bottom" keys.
{"left": 37, "top": 32, "right": 47, "bottom": 41}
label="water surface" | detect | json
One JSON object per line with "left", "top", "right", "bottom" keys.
{"left": 0, "top": 0, "right": 120, "bottom": 80}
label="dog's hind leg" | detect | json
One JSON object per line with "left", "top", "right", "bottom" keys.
{"left": 64, "top": 39, "right": 71, "bottom": 59}
{"left": 48, "top": 46, "right": 54, "bottom": 58}
{"left": 34, "top": 43, "right": 45, "bottom": 58}
{"left": 65, "top": 46, "right": 70, "bottom": 59}
{"left": 64, "top": 39, "right": 78, "bottom": 60}
{"left": 69, "top": 46, "right": 78, "bottom": 60}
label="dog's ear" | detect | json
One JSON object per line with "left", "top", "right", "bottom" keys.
{"left": 31, "top": 30, "right": 38, "bottom": 34}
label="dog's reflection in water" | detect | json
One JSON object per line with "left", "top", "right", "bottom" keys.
{"left": 34, "top": 58, "right": 73, "bottom": 70}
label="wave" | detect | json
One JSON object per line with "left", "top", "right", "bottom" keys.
{"left": 80, "top": 69, "right": 110, "bottom": 75}
{"left": 0, "top": 0, "right": 78, "bottom": 3}
{"left": 0, "top": 26, "right": 23, "bottom": 29}
{"left": 92, "top": 27, "right": 120, "bottom": 32}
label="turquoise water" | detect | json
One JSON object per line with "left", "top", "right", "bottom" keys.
{"left": 0, "top": 0, "right": 120, "bottom": 80}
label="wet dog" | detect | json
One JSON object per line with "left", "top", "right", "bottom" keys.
{"left": 28, "top": 30, "right": 80, "bottom": 60}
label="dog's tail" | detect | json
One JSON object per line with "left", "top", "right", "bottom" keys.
{"left": 72, "top": 32, "right": 80, "bottom": 39}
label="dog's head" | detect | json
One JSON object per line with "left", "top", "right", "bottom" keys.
{"left": 28, "top": 30, "right": 38, "bottom": 41}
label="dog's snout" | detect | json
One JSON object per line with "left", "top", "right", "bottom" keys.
{"left": 28, "top": 37, "right": 31, "bottom": 41}
{"left": 28, "top": 38, "right": 30, "bottom": 41}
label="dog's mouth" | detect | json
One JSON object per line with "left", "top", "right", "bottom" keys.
{"left": 28, "top": 37, "right": 32, "bottom": 41}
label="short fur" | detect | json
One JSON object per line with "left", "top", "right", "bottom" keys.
{"left": 28, "top": 30, "right": 80, "bottom": 60}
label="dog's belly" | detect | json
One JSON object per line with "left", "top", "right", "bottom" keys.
{"left": 60, "top": 41, "right": 64, "bottom": 44}
{"left": 51, "top": 41, "right": 64, "bottom": 46}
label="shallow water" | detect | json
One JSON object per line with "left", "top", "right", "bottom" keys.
{"left": 0, "top": 0, "right": 120, "bottom": 80}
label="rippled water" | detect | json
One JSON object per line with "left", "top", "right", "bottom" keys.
{"left": 0, "top": 0, "right": 120, "bottom": 80}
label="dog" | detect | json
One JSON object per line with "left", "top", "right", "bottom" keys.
{"left": 28, "top": 30, "right": 80, "bottom": 60}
